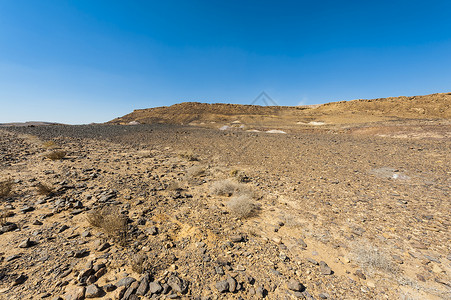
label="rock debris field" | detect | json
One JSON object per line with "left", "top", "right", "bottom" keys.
{"left": 0, "top": 124, "right": 449, "bottom": 300}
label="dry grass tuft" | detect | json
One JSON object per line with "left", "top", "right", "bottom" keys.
{"left": 0, "top": 179, "right": 14, "bottom": 201}
{"left": 350, "top": 240, "right": 400, "bottom": 276}
{"left": 210, "top": 179, "right": 251, "bottom": 197}
{"left": 226, "top": 194, "right": 258, "bottom": 219}
{"left": 87, "top": 206, "right": 128, "bottom": 247}
{"left": 45, "top": 150, "right": 66, "bottom": 160}
{"left": 36, "top": 182, "right": 55, "bottom": 196}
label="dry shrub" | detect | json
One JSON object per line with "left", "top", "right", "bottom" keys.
{"left": 42, "top": 140, "right": 58, "bottom": 149}
{"left": 36, "top": 182, "right": 54, "bottom": 196}
{"left": 226, "top": 194, "right": 258, "bottom": 219}
{"left": 186, "top": 165, "right": 206, "bottom": 177}
{"left": 210, "top": 179, "right": 251, "bottom": 197}
{"left": 350, "top": 240, "right": 400, "bottom": 276}
{"left": 87, "top": 206, "right": 128, "bottom": 247}
{"left": 45, "top": 150, "right": 66, "bottom": 160}
{"left": 0, "top": 179, "right": 14, "bottom": 201}
{"left": 131, "top": 253, "right": 149, "bottom": 274}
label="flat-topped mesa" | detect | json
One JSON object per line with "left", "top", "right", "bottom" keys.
{"left": 109, "top": 93, "right": 451, "bottom": 126}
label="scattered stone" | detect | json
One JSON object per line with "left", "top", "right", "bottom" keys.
{"left": 123, "top": 281, "right": 139, "bottom": 299}
{"left": 18, "top": 238, "right": 34, "bottom": 248}
{"left": 74, "top": 249, "right": 89, "bottom": 258}
{"left": 85, "top": 284, "right": 102, "bottom": 298}
{"left": 58, "top": 225, "right": 69, "bottom": 233}
{"left": 6, "top": 254, "right": 21, "bottom": 262}
{"left": 12, "top": 274, "right": 27, "bottom": 286}
{"left": 33, "top": 220, "right": 43, "bottom": 225}
{"left": 97, "top": 242, "right": 110, "bottom": 251}
{"left": 287, "top": 279, "right": 305, "bottom": 292}
{"left": 104, "top": 283, "right": 116, "bottom": 292}
{"left": 227, "top": 275, "right": 237, "bottom": 292}
{"left": 319, "top": 261, "right": 332, "bottom": 275}
{"left": 148, "top": 281, "right": 163, "bottom": 294}
{"left": 136, "top": 274, "right": 149, "bottom": 295}
{"left": 256, "top": 286, "right": 266, "bottom": 298}
{"left": 215, "top": 280, "right": 229, "bottom": 293}
{"left": 116, "top": 276, "right": 136, "bottom": 288}
{"left": 148, "top": 226, "right": 158, "bottom": 235}
{"left": 230, "top": 235, "right": 244, "bottom": 243}
{"left": 167, "top": 275, "right": 189, "bottom": 294}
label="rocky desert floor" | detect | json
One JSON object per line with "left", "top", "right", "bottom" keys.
{"left": 0, "top": 122, "right": 449, "bottom": 300}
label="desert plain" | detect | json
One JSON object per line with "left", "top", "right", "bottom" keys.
{"left": 0, "top": 93, "right": 450, "bottom": 299}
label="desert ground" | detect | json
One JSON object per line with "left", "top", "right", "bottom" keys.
{"left": 0, "top": 94, "right": 450, "bottom": 300}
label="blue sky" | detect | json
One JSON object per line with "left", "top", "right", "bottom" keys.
{"left": 1, "top": 0, "right": 450, "bottom": 124}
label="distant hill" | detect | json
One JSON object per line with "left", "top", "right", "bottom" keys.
{"left": 109, "top": 93, "right": 451, "bottom": 127}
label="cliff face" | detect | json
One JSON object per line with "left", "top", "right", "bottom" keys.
{"left": 109, "top": 93, "right": 451, "bottom": 126}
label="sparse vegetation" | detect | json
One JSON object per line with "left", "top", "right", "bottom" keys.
{"left": 210, "top": 179, "right": 251, "bottom": 197}
{"left": 87, "top": 206, "right": 128, "bottom": 247}
{"left": 45, "top": 150, "right": 66, "bottom": 160}
{"left": 36, "top": 182, "right": 55, "bottom": 196}
{"left": 0, "top": 178, "right": 14, "bottom": 201}
{"left": 226, "top": 194, "right": 258, "bottom": 218}
{"left": 350, "top": 241, "right": 400, "bottom": 276}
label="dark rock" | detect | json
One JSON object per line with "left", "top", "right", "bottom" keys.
{"left": 116, "top": 276, "right": 136, "bottom": 288}
{"left": 136, "top": 274, "right": 149, "bottom": 295}
{"left": 74, "top": 249, "right": 89, "bottom": 258}
{"left": 18, "top": 238, "right": 34, "bottom": 248}
{"left": 215, "top": 280, "right": 229, "bottom": 293}
{"left": 1, "top": 223, "right": 18, "bottom": 233}
{"left": 148, "top": 281, "right": 163, "bottom": 294}
{"left": 256, "top": 286, "right": 267, "bottom": 298}
{"left": 5, "top": 254, "right": 21, "bottom": 262}
{"left": 123, "top": 281, "right": 139, "bottom": 299}
{"left": 12, "top": 274, "right": 27, "bottom": 286}
{"left": 21, "top": 206, "right": 34, "bottom": 213}
{"left": 230, "top": 235, "right": 244, "bottom": 243}
{"left": 33, "top": 220, "right": 43, "bottom": 225}
{"left": 58, "top": 225, "right": 69, "bottom": 233}
{"left": 226, "top": 275, "right": 237, "bottom": 292}
{"left": 85, "top": 284, "right": 102, "bottom": 298}
{"left": 319, "top": 261, "right": 333, "bottom": 275}
{"left": 287, "top": 279, "right": 305, "bottom": 292}
{"left": 104, "top": 283, "right": 116, "bottom": 292}
{"left": 167, "top": 275, "right": 188, "bottom": 294}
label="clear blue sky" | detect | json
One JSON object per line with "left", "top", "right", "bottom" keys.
{"left": 1, "top": 0, "right": 450, "bottom": 124}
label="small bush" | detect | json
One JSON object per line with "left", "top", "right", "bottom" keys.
{"left": 210, "top": 180, "right": 251, "bottom": 197}
{"left": 350, "top": 241, "right": 400, "bottom": 276}
{"left": 0, "top": 179, "right": 14, "bottom": 201}
{"left": 45, "top": 150, "right": 66, "bottom": 160}
{"left": 87, "top": 206, "right": 128, "bottom": 247}
{"left": 226, "top": 194, "right": 258, "bottom": 219}
{"left": 36, "top": 183, "right": 55, "bottom": 196}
